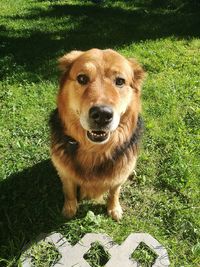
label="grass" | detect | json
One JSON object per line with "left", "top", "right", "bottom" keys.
{"left": 0, "top": 0, "right": 199, "bottom": 266}
{"left": 84, "top": 241, "right": 110, "bottom": 267}
{"left": 23, "top": 241, "right": 61, "bottom": 267}
{"left": 131, "top": 242, "right": 157, "bottom": 266}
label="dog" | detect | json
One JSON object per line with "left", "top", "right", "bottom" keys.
{"left": 49, "top": 49, "right": 145, "bottom": 221}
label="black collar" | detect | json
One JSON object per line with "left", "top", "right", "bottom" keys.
{"left": 49, "top": 108, "right": 143, "bottom": 157}
{"left": 64, "top": 135, "right": 79, "bottom": 154}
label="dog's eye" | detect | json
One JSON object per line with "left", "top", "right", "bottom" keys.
{"left": 77, "top": 74, "right": 89, "bottom": 85}
{"left": 115, "top": 77, "right": 125, "bottom": 87}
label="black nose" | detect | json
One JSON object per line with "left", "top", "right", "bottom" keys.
{"left": 89, "top": 105, "right": 113, "bottom": 126}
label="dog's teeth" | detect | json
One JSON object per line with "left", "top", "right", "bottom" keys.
{"left": 90, "top": 131, "right": 107, "bottom": 137}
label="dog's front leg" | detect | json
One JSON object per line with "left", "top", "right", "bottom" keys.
{"left": 107, "top": 184, "right": 123, "bottom": 221}
{"left": 61, "top": 178, "right": 78, "bottom": 219}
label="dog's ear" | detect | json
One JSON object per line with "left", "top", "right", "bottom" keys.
{"left": 58, "top": 50, "right": 83, "bottom": 71}
{"left": 128, "top": 58, "right": 146, "bottom": 91}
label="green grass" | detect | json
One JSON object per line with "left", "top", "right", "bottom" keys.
{"left": 23, "top": 241, "right": 61, "bottom": 267}
{"left": 84, "top": 240, "right": 111, "bottom": 267}
{"left": 131, "top": 242, "right": 157, "bottom": 266}
{"left": 0, "top": 0, "right": 199, "bottom": 266}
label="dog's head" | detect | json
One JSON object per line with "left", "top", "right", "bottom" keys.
{"left": 57, "top": 49, "right": 145, "bottom": 145}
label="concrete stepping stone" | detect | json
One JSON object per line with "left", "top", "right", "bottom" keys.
{"left": 21, "top": 232, "right": 170, "bottom": 267}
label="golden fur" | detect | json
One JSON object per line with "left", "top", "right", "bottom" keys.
{"left": 50, "top": 49, "right": 145, "bottom": 221}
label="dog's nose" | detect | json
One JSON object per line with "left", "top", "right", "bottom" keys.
{"left": 89, "top": 105, "right": 113, "bottom": 126}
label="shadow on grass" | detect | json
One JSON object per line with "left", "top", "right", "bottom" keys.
{"left": 0, "top": 160, "right": 64, "bottom": 261}
{"left": 0, "top": 160, "right": 107, "bottom": 262}
{"left": 0, "top": 2, "right": 199, "bottom": 80}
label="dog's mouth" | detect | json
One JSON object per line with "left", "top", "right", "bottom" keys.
{"left": 87, "top": 130, "right": 110, "bottom": 143}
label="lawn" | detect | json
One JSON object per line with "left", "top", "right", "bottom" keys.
{"left": 0, "top": 0, "right": 199, "bottom": 266}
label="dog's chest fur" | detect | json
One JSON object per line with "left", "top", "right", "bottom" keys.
{"left": 49, "top": 109, "right": 143, "bottom": 182}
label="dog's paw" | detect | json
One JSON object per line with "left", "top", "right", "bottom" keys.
{"left": 108, "top": 205, "right": 123, "bottom": 221}
{"left": 62, "top": 200, "right": 78, "bottom": 219}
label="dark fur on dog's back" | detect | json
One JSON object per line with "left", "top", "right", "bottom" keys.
{"left": 50, "top": 109, "right": 143, "bottom": 179}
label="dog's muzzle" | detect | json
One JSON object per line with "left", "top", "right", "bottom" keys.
{"left": 87, "top": 105, "right": 113, "bottom": 143}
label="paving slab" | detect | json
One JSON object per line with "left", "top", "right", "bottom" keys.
{"left": 21, "top": 232, "right": 170, "bottom": 267}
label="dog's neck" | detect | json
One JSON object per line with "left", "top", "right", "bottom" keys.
{"left": 49, "top": 108, "right": 143, "bottom": 158}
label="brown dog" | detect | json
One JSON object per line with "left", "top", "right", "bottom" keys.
{"left": 49, "top": 49, "right": 145, "bottom": 221}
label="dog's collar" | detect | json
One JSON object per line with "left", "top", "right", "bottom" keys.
{"left": 49, "top": 109, "right": 79, "bottom": 154}
{"left": 49, "top": 108, "right": 143, "bottom": 156}
{"left": 64, "top": 135, "right": 79, "bottom": 154}
{"left": 64, "top": 116, "right": 143, "bottom": 153}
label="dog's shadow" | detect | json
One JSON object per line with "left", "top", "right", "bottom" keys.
{"left": 0, "top": 159, "right": 107, "bottom": 261}
{"left": 0, "top": 160, "right": 64, "bottom": 259}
